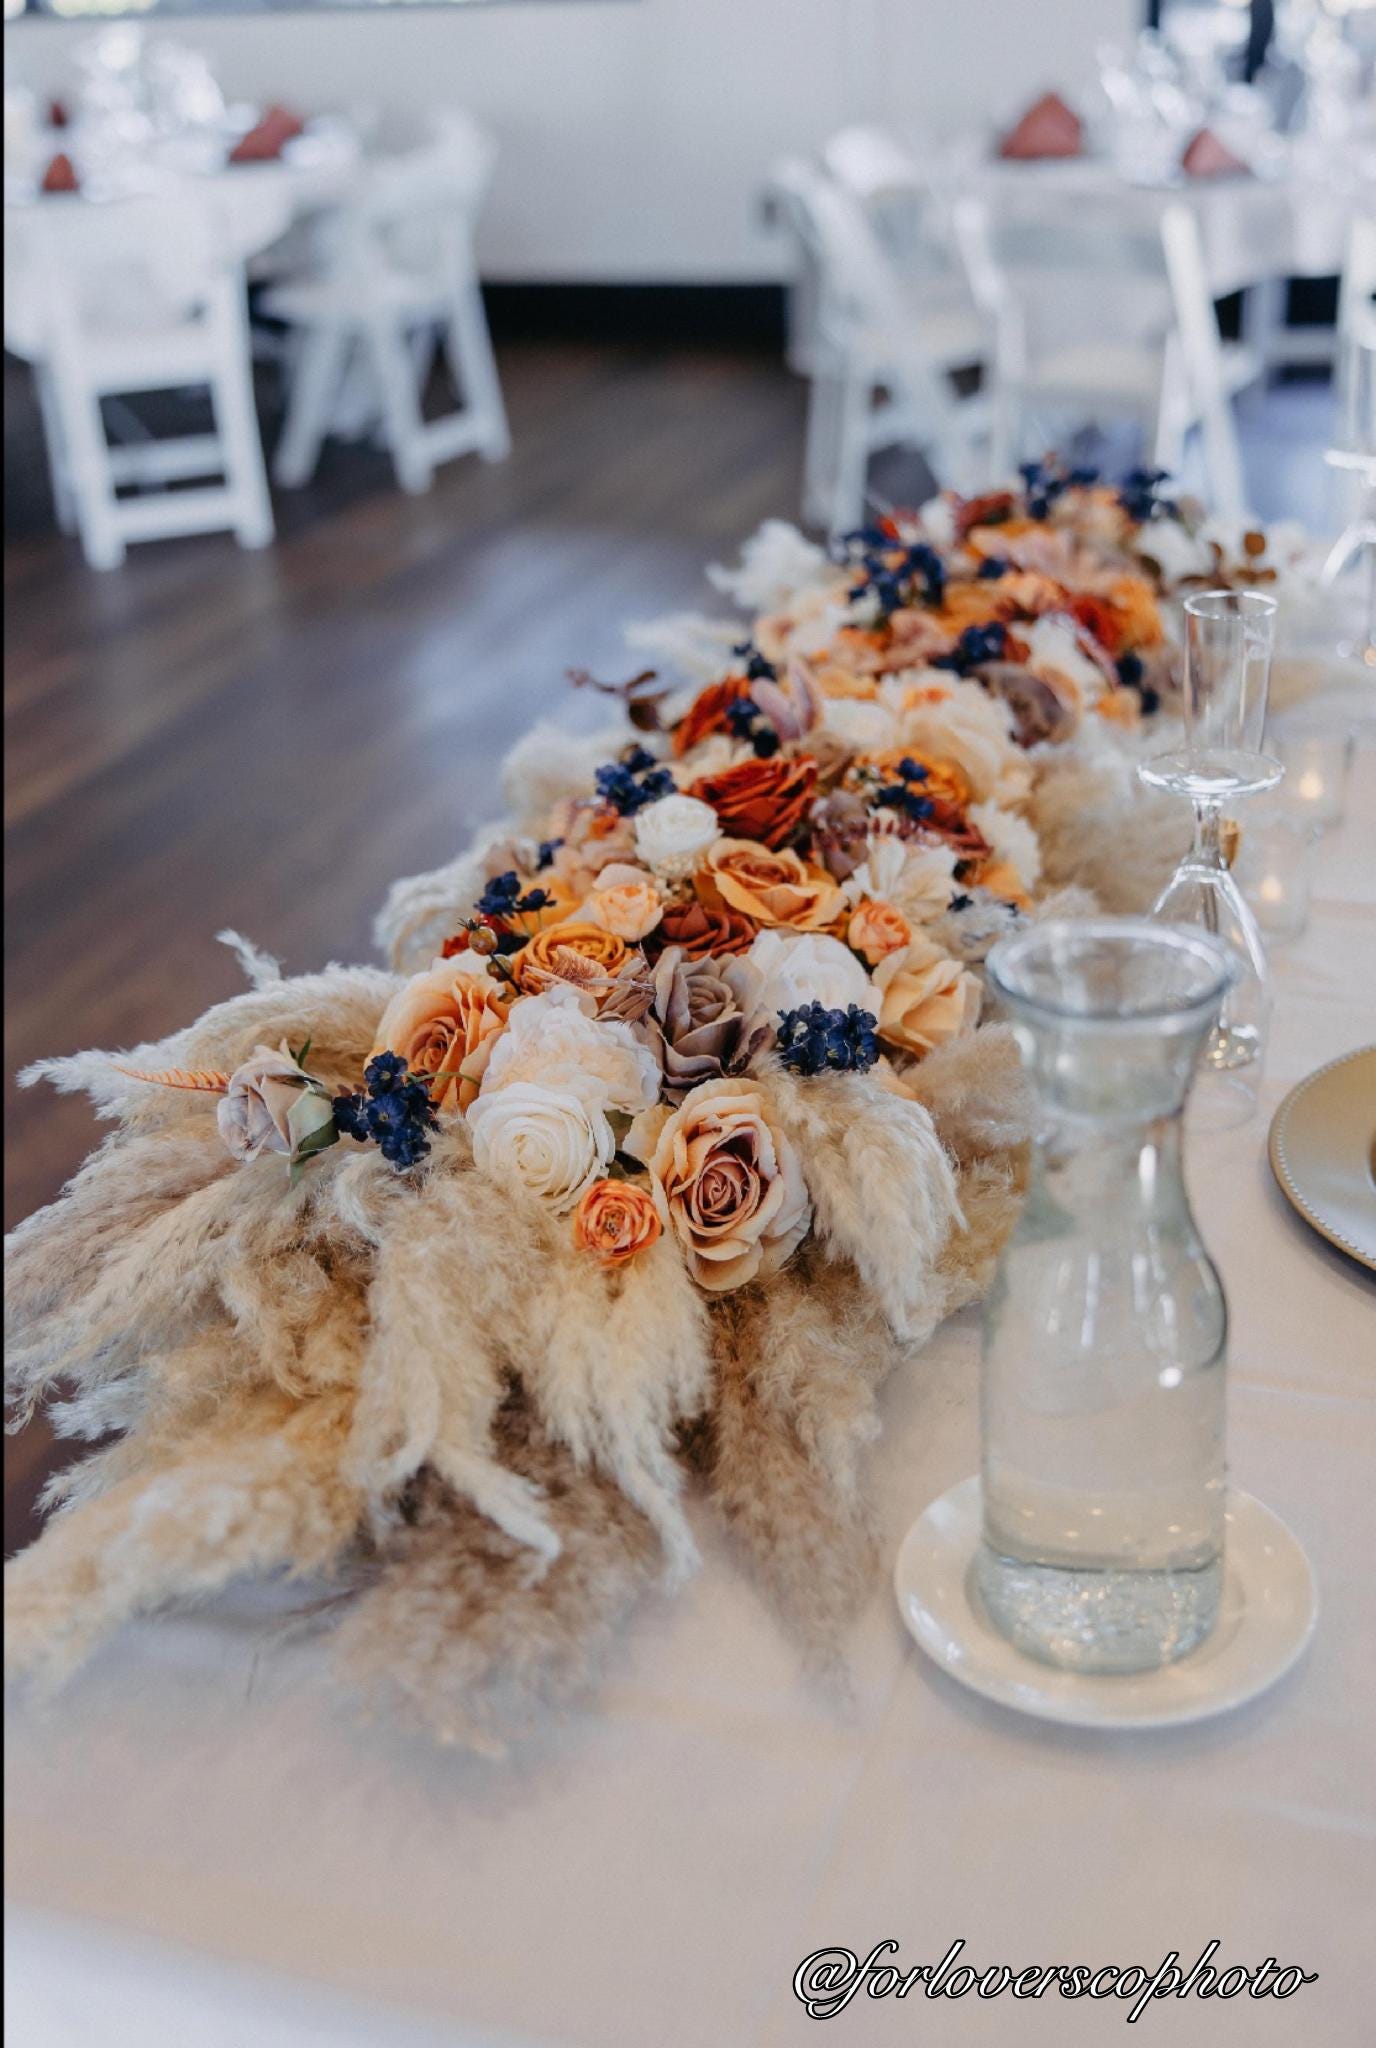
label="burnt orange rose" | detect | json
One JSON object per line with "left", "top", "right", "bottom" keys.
{"left": 516, "top": 920, "right": 629, "bottom": 992}
{"left": 1106, "top": 574, "right": 1165, "bottom": 650}
{"left": 697, "top": 839, "right": 845, "bottom": 932}
{"left": 847, "top": 899, "right": 912, "bottom": 965}
{"left": 673, "top": 674, "right": 751, "bottom": 756}
{"left": 371, "top": 963, "right": 510, "bottom": 1114}
{"left": 572, "top": 1178, "right": 664, "bottom": 1265}
{"left": 651, "top": 898, "right": 757, "bottom": 959}
{"left": 687, "top": 754, "right": 818, "bottom": 850}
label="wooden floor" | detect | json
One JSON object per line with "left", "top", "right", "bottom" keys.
{"left": 2, "top": 337, "right": 828, "bottom": 1550}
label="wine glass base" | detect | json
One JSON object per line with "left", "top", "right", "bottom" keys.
{"left": 1186, "top": 1064, "right": 1263, "bottom": 1133}
{"left": 1138, "top": 750, "right": 1285, "bottom": 802}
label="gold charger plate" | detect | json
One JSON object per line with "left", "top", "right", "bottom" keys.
{"left": 1268, "top": 1046, "right": 1376, "bottom": 1273}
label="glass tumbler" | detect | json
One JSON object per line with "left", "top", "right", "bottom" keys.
{"left": 976, "top": 918, "right": 1233, "bottom": 1675}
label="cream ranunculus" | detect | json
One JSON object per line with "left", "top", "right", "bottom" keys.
{"left": 217, "top": 1043, "right": 336, "bottom": 1165}
{"left": 477, "top": 982, "right": 660, "bottom": 1118}
{"left": 467, "top": 1080, "right": 613, "bottom": 1211}
{"left": 872, "top": 933, "right": 982, "bottom": 1057}
{"left": 634, "top": 793, "right": 720, "bottom": 878}
{"left": 634, "top": 1076, "right": 811, "bottom": 1292}
{"left": 747, "top": 928, "right": 874, "bottom": 1019}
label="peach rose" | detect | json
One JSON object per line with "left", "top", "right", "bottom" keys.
{"left": 572, "top": 1178, "right": 664, "bottom": 1266}
{"left": 371, "top": 963, "right": 510, "bottom": 1114}
{"left": 585, "top": 862, "right": 664, "bottom": 942}
{"left": 516, "top": 921, "right": 629, "bottom": 993}
{"left": 872, "top": 933, "right": 981, "bottom": 1057}
{"left": 633, "top": 1077, "right": 811, "bottom": 1293}
{"left": 847, "top": 899, "right": 911, "bottom": 966}
{"left": 697, "top": 839, "right": 845, "bottom": 933}
{"left": 686, "top": 755, "right": 818, "bottom": 850}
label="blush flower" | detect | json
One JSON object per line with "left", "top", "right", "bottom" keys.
{"left": 847, "top": 899, "right": 911, "bottom": 966}
{"left": 633, "top": 793, "right": 721, "bottom": 877}
{"left": 871, "top": 933, "right": 982, "bottom": 1057}
{"left": 746, "top": 928, "right": 874, "bottom": 1017}
{"left": 217, "top": 1044, "right": 335, "bottom": 1164}
{"left": 585, "top": 862, "right": 664, "bottom": 942}
{"left": 632, "top": 1077, "right": 811, "bottom": 1293}
{"left": 478, "top": 983, "right": 660, "bottom": 1117}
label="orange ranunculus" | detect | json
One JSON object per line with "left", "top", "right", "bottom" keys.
{"left": 1068, "top": 592, "right": 1126, "bottom": 657}
{"left": 572, "top": 1177, "right": 664, "bottom": 1266}
{"left": 953, "top": 489, "right": 1018, "bottom": 539}
{"left": 652, "top": 898, "right": 757, "bottom": 960}
{"left": 673, "top": 674, "right": 751, "bottom": 756}
{"left": 516, "top": 920, "right": 629, "bottom": 992}
{"left": 687, "top": 755, "right": 818, "bottom": 850}
{"left": 371, "top": 963, "right": 510, "bottom": 1114}
{"left": 697, "top": 839, "right": 845, "bottom": 932}
{"left": 847, "top": 899, "right": 912, "bottom": 966}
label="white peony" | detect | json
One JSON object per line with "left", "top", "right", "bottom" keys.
{"left": 817, "top": 695, "right": 899, "bottom": 753}
{"left": 747, "top": 929, "right": 874, "bottom": 1019}
{"left": 1022, "top": 615, "right": 1111, "bottom": 709}
{"left": 468, "top": 1081, "right": 612, "bottom": 1212}
{"left": 477, "top": 983, "right": 660, "bottom": 1117}
{"left": 841, "top": 831, "right": 959, "bottom": 925}
{"left": 970, "top": 800, "right": 1043, "bottom": 893}
{"left": 634, "top": 793, "right": 720, "bottom": 877}
{"left": 885, "top": 674, "right": 1020, "bottom": 803}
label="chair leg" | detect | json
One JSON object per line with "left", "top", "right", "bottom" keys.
{"left": 827, "top": 372, "right": 872, "bottom": 538}
{"left": 802, "top": 374, "right": 842, "bottom": 527}
{"left": 49, "top": 367, "right": 124, "bottom": 570}
{"left": 33, "top": 363, "right": 78, "bottom": 535}
{"left": 443, "top": 281, "right": 510, "bottom": 463}
{"left": 365, "top": 318, "right": 433, "bottom": 494}
{"left": 274, "top": 325, "right": 349, "bottom": 488}
{"left": 212, "top": 341, "right": 275, "bottom": 550}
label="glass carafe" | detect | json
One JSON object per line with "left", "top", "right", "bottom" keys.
{"left": 976, "top": 918, "right": 1233, "bottom": 1675}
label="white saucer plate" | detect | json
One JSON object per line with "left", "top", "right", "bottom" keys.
{"left": 894, "top": 1478, "right": 1317, "bottom": 1730}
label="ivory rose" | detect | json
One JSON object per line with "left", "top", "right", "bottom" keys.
{"left": 872, "top": 934, "right": 982, "bottom": 1057}
{"left": 697, "top": 840, "right": 845, "bottom": 933}
{"left": 585, "top": 862, "right": 664, "bottom": 942}
{"left": 371, "top": 963, "right": 510, "bottom": 1114}
{"left": 633, "top": 793, "right": 720, "bottom": 876}
{"left": 572, "top": 1179, "right": 663, "bottom": 1266}
{"left": 632, "top": 1077, "right": 811, "bottom": 1293}
{"left": 478, "top": 983, "right": 660, "bottom": 1117}
{"left": 217, "top": 1044, "right": 335, "bottom": 1165}
{"left": 746, "top": 928, "right": 873, "bottom": 1018}
{"left": 468, "top": 1081, "right": 612, "bottom": 1212}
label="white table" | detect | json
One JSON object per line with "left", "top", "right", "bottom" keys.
{"left": 6, "top": 718, "right": 1375, "bottom": 2048}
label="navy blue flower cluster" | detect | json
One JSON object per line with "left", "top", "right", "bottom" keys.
{"left": 725, "top": 694, "right": 782, "bottom": 758}
{"left": 475, "top": 871, "right": 556, "bottom": 921}
{"left": 733, "top": 640, "right": 779, "bottom": 684}
{"left": 976, "top": 556, "right": 1010, "bottom": 581}
{"left": 1115, "top": 650, "right": 1161, "bottom": 718}
{"left": 1117, "top": 465, "right": 1177, "bottom": 524}
{"left": 333, "top": 1054, "right": 438, "bottom": 1170}
{"left": 776, "top": 1003, "right": 879, "bottom": 1077}
{"left": 535, "top": 837, "right": 564, "bottom": 871}
{"left": 837, "top": 527, "right": 947, "bottom": 615}
{"left": 594, "top": 747, "right": 677, "bottom": 815}
{"left": 1018, "top": 458, "right": 1099, "bottom": 520}
{"left": 872, "top": 754, "right": 935, "bottom": 825}
{"left": 932, "top": 621, "right": 1008, "bottom": 674}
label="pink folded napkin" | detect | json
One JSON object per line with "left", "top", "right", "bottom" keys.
{"left": 999, "top": 92, "right": 1084, "bottom": 162}
{"left": 1181, "top": 128, "right": 1251, "bottom": 180}
{"left": 41, "top": 152, "right": 79, "bottom": 195}
{"left": 228, "top": 105, "right": 306, "bottom": 165}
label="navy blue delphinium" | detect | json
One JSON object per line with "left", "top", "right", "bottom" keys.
{"left": 333, "top": 1054, "right": 438, "bottom": 1170}
{"left": 733, "top": 639, "right": 779, "bottom": 684}
{"left": 977, "top": 556, "right": 1010, "bottom": 580}
{"left": 594, "top": 756, "right": 677, "bottom": 814}
{"left": 932, "top": 621, "right": 1007, "bottom": 674}
{"left": 872, "top": 754, "right": 935, "bottom": 825}
{"left": 776, "top": 1003, "right": 879, "bottom": 1077}
{"left": 476, "top": 871, "right": 555, "bottom": 921}
{"left": 1117, "top": 466, "right": 1177, "bottom": 523}
{"left": 836, "top": 530, "right": 946, "bottom": 615}
{"left": 725, "top": 694, "right": 782, "bottom": 758}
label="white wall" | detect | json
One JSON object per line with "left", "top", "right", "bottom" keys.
{"left": 6, "top": 0, "right": 1137, "bottom": 280}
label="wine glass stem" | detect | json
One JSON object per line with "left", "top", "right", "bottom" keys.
{"left": 1191, "top": 801, "right": 1225, "bottom": 945}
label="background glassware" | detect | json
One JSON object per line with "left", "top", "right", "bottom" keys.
{"left": 1272, "top": 717, "right": 1356, "bottom": 830}
{"left": 1236, "top": 808, "right": 1320, "bottom": 943}
{"left": 1321, "top": 317, "right": 1376, "bottom": 668}
{"left": 1139, "top": 589, "right": 1283, "bottom": 1130}
{"left": 977, "top": 918, "right": 1233, "bottom": 1675}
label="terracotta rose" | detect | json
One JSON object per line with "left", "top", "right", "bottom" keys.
{"left": 687, "top": 755, "right": 818, "bottom": 850}
{"left": 673, "top": 675, "right": 750, "bottom": 756}
{"left": 572, "top": 1178, "right": 663, "bottom": 1266}
{"left": 650, "top": 898, "right": 756, "bottom": 960}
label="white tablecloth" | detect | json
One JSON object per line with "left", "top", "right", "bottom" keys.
{"left": 6, "top": 717, "right": 1375, "bottom": 2048}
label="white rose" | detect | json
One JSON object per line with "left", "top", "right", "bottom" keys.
{"left": 747, "top": 929, "right": 874, "bottom": 1019}
{"left": 634, "top": 793, "right": 720, "bottom": 877}
{"left": 467, "top": 1080, "right": 612, "bottom": 1211}
{"left": 478, "top": 983, "right": 659, "bottom": 1117}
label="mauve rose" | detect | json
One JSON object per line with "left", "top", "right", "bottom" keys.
{"left": 217, "top": 1044, "right": 335, "bottom": 1164}
{"left": 635, "top": 1077, "right": 811, "bottom": 1293}
{"left": 642, "top": 945, "right": 774, "bottom": 1102}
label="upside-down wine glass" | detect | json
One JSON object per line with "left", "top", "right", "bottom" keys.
{"left": 1138, "top": 589, "right": 1283, "bottom": 1130}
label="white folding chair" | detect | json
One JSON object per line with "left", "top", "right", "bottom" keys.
{"left": 15, "top": 190, "right": 273, "bottom": 572}
{"left": 952, "top": 192, "right": 1259, "bottom": 520}
{"left": 766, "top": 157, "right": 992, "bottom": 535}
{"left": 263, "top": 112, "right": 509, "bottom": 494}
